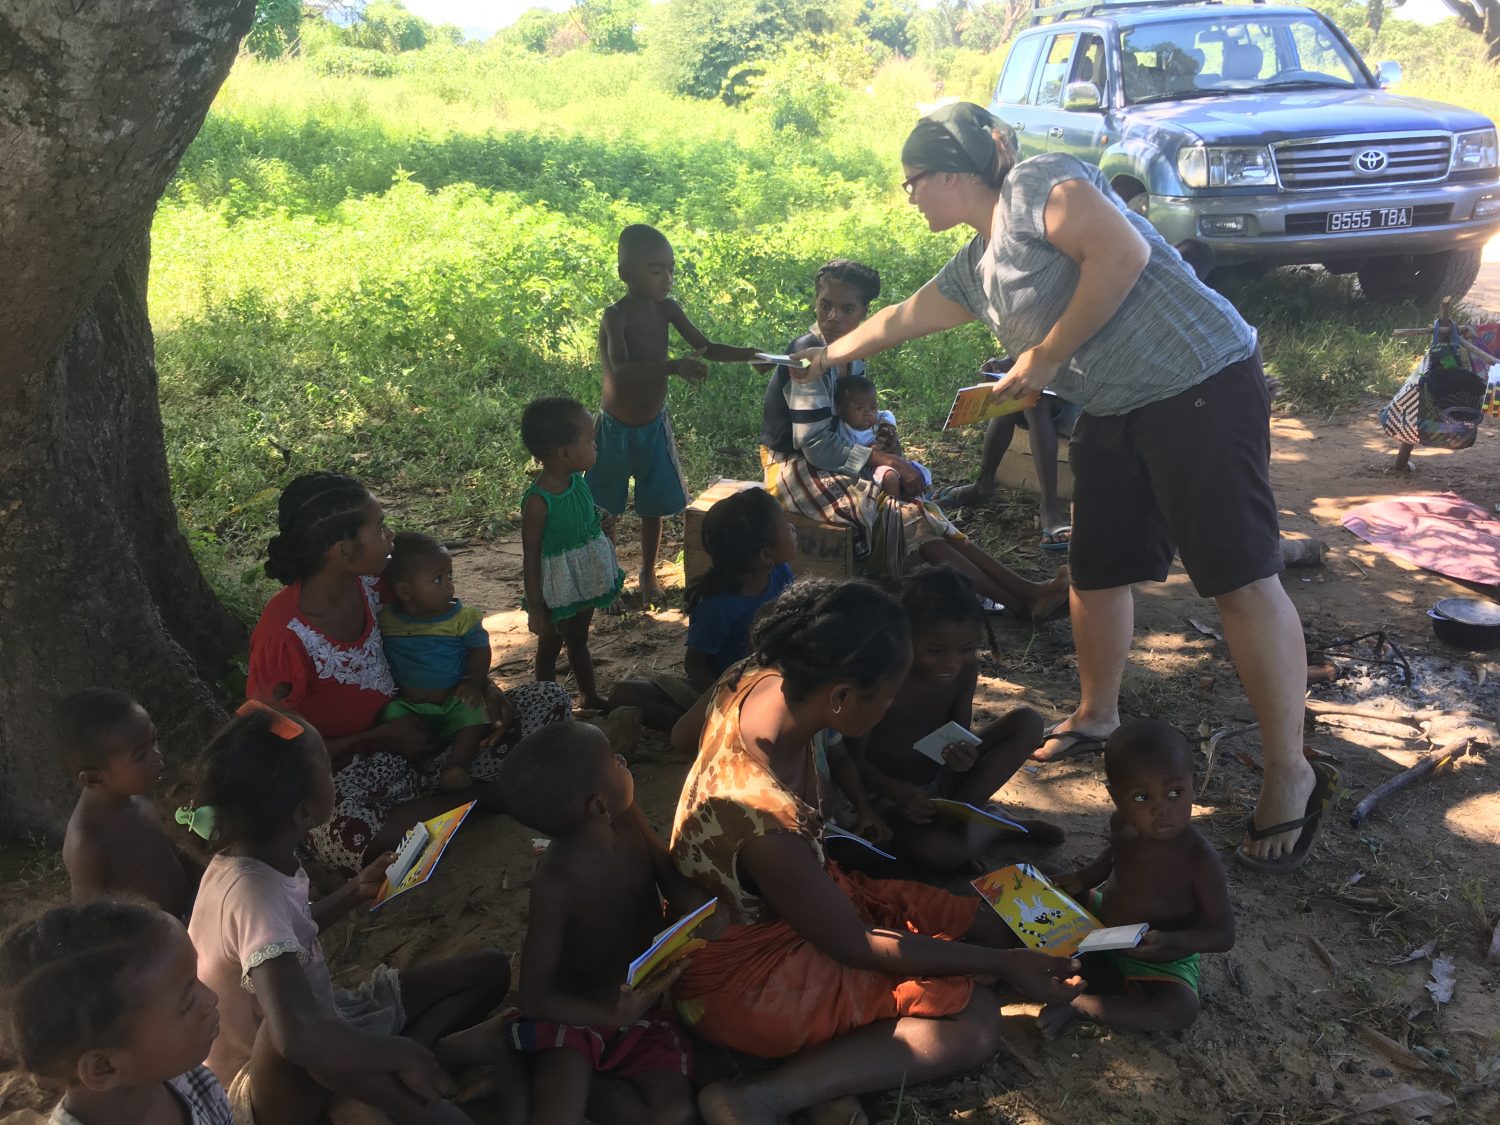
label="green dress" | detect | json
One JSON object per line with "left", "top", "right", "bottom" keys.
{"left": 522, "top": 473, "right": 624, "bottom": 621}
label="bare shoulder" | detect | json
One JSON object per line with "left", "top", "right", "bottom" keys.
{"left": 1184, "top": 826, "right": 1227, "bottom": 875}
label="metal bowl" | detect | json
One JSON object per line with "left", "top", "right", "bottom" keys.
{"left": 1429, "top": 597, "right": 1500, "bottom": 651}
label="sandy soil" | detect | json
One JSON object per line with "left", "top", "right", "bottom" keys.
{"left": 2, "top": 407, "right": 1497, "bottom": 1125}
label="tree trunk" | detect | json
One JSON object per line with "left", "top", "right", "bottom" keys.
{"left": 1443, "top": 0, "right": 1500, "bottom": 63}
{"left": 0, "top": 0, "right": 257, "bottom": 837}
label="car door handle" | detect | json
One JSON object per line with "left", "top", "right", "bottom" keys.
{"left": 1048, "top": 127, "right": 1064, "bottom": 139}
{"left": 1011, "top": 121, "right": 1026, "bottom": 132}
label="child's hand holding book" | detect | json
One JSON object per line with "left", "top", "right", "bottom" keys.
{"left": 611, "top": 959, "right": 688, "bottom": 1028}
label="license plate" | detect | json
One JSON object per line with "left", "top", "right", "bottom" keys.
{"left": 1325, "top": 207, "right": 1412, "bottom": 233}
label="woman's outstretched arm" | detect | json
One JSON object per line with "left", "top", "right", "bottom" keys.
{"left": 792, "top": 279, "right": 974, "bottom": 381}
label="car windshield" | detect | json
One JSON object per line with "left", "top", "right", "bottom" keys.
{"left": 1119, "top": 14, "right": 1364, "bottom": 105}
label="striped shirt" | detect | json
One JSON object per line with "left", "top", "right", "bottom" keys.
{"left": 49, "top": 1066, "right": 232, "bottom": 1125}
{"left": 934, "top": 153, "right": 1256, "bottom": 417}
{"left": 759, "top": 331, "right": 872, "bottom": 475}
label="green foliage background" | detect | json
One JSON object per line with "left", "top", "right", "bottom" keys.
{"left": 165, "top": 2, "right": 1499, "bottom": 614}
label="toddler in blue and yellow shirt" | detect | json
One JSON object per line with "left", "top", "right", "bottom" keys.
{"left": 378, "top": 532, "right": 494, "bottom": 790}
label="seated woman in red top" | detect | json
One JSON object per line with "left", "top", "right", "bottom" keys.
{"left": 248, "top": 472, "right": 571, "bottom": 875}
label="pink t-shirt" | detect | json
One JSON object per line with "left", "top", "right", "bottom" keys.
{"left": 189, "top": 855, "right": 337, "bottom": 1085}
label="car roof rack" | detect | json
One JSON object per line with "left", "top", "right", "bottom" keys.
{"left": 1028, "top": 0, "right": 1266, "bottom": 26}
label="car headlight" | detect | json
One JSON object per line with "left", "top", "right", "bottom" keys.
{"left": 1452, "top": 128, "right": 1498, "bottom": 172}
{"left": 1177, "top": 145, "right": 1277, "bottom": 189}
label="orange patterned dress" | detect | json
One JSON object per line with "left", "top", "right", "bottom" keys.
{"left": 669, "top": 664, "right": 980, "bottom": 1058}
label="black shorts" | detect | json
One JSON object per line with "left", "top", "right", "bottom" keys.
{"left": 1068, "top": 355, "right": 1283, "bottom": 598}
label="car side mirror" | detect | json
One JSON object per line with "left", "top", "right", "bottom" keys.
{"left": 1062, "top": 81, "right": 1102, "bottom": 111}
{"left": 1374, "top": 60, "right": 1402, "bottom": 87}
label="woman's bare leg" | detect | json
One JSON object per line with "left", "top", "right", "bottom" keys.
{"left": 697, "top": 990, "right": 1002, "bottom": 1125}
{"left": 1033, "top": 584, "right": 1129, "bottom": 761}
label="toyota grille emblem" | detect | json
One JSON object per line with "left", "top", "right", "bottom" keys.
{"left": 1352, "top": 148, "right": 1388, "bottom": 175}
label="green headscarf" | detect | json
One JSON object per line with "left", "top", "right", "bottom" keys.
{"left": 901, "top": 101, "right": 1015, "bottom": 184}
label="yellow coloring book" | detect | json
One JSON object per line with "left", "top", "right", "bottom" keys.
{"left": 970, "top": 862, "right": 1101, "bottom": 956}
{"left": 942, "top": 385, "right": 1041, "bottom": 430}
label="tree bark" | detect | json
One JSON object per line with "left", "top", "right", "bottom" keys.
{"left": 0, "top": 0, "right": 257, "bottom": 837}
{"left": 1443, "top": 0, "right": 1500, "bottom": 63}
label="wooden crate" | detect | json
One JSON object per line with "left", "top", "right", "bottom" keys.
{"left": 683, "top": 479, "right": 855, "bottom": 583}
{"left": 994, "top": 428, "right": 1074, "bottom": 500}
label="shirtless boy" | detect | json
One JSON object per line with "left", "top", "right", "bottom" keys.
{"left": 59, "top": 688, "right": 201, "bottom": 918}
{"left": 501, "top": 720, "right": 706, "bottom": 1124}
{"left": 592, "top": 223, "right": 758, "bottom": 606}
{"left": 1045, "top": 718, "right": 1235, "bottom": 1034}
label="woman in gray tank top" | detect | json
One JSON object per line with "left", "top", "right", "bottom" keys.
{"left": 791, "top": 103, "right": 1334, "bottom": 874}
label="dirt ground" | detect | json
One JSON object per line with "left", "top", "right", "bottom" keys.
{"left": 2, "top": 407, "right": 1498, "bottom": 1125}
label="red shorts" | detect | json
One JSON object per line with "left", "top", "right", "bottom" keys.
{"left": 507, "top": 1009, "right": 690, "bottom": 1078}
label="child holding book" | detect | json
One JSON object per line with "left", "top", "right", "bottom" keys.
{"left": 58, "top": 688, "right": 201, "bottom": 919}
{"left": 851, "top": 567, "right": 1063, "bottom": 872}
{"left": 1044, "top": 718, "right": 1237, "bottom": 1034}
{"left": 500, "top": 720, "right": 705, "bottom": 1125}
{"left": 832, "top": 374, "right": 931, "bottom": 499}
{"left": 186, "top": 701, "right": 512, "bottom": 1124}
{"left": 378, "top": 531, "right": 497, "bottom": 792}
{"left": 0, "top": 901, "right": 230, "bottom": 1125}
{"left": 592, "top": 223, "right": 758, "bottom": 607}
{"left": 522, "top": 396, "right": 626, "bottom": 713}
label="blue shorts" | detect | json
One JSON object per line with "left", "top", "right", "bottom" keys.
{"left": 586, "top": 409, "right": 689, "bottom": 518}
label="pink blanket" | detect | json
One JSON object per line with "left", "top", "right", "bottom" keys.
{"left": 1341, "top": 492, "right": 1500, "bottom": 586}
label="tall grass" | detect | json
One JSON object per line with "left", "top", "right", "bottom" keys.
{"left": 150, "top": 36, "right": 1498, "bottom": 608}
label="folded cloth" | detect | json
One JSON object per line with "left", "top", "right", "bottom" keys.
{"left": 1341, "top": 491, "right": 1500, "bottom": 586}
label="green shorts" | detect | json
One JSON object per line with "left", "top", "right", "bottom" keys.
{"left": 1086, "top": 889, "right": 1200, "bottom": 995}
{"left": 379, "top": 695, "right": 489, "bottom": 741}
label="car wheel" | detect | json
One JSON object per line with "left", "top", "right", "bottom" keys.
{"left": 1124, "top": 191, "right": 1150, "bottom": 218}
{"left": 1356, "top": 248, "right": 1483, "bottom": 309}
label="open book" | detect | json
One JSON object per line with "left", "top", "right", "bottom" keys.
{"left": 824, "top": 824, "right": 897, "bottom": 861}
{"left": 627, "top": 899, "right": 718, "bottom": 989}
{"left": 970, "top": 863, "right": 1101, "bottom": 955}
{"left": 913, "top": 720, "right": 982, "bottom": 764}
{"left": 372, "top": 801, "right": 477, "bottom": 910}
{"left": 930, "top": 799, "right": 1028, "bottom": 834}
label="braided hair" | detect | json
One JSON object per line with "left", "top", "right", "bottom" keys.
{"left": 748, "top": 578, "right": 910, "bottom": 701}
{"left": 264, "top": 472, "right": 373, "bottom": 585}
{"left": 0, "top": 901, "right": 173, "bottom": 1080}
{"left": 814, "top": 260, "right": 881, "bottom": 306}
{"left": 898, "top": 566, "right": 998, "bottom": 656}
{"left": 686, "top": 487, "right": 784, "bottom": 612}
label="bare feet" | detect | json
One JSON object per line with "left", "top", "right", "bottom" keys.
{"left": 1238, "top": 754, "right": 1317, "bottom": 861}
{"left": 435, "top": 1012, "right": 515, "bottom": 1068}
{"left": 1021, "top": 566, "right": 1070, "bottom": 623}
{"left": 805, "top": 1095, "right": 868, "bottom": 1125}
{"left": 698, "top": 1080, "right": 782, "bottom": 1125}
{"left": 939, "top": 481, "right": 995, "bottom": 508}
{"left": 1038, "top": 1001, "right": 1078, "bottom": 1040}
{"left": 639, "top": 575, "right": 668, "bottom": 609}
{"left": 603, "top": 597, "right": 623, "bottom": 616}
{"left": 579, "top": 694, "right": 610, "bottom": 714}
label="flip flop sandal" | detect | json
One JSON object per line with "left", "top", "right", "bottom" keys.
{"left": 1039, "top": 524, "right": 1072, "bottom": 553}
{"left": 1235, "top": 760, "right": 1339, "bottom": 874}
{"left": 1031, "top": 729, "right": 1108, "bottom": 762}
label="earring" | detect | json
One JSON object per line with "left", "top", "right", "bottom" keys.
{"left": 832, "top": 702, "right": 842, "bottom": 716}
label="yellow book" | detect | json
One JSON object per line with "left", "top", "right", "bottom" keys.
{"left": 371, "top": 801, "right": 477, "bottom": 909}
{"left": 970, "top": 863, "right": 1101, "bottom": 956}
{"left": 942, "top": 385, "right": 1041, "bottom": 430}
{"left": 627, "top": 898, "right": 718, "bottom": 989}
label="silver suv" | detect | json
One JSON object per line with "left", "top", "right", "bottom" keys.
{"left": 989, "top": 0, "right": 1500, "bottom": 305}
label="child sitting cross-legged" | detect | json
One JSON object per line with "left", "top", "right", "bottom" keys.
{"left": 500, "top": 720, "right": 706, "bottom": 1125}
{"left": 609, "top": 485, "right": 797, "bottom": 732}
{"left": 59, "top": 688, "right": 202, "bottom": 919}
{"left": 850, "top": 567, "right": 1063, "bottom": 872}
{"left": 379, "top": 531, "right": 497, "bottom": 792}
{"left": 186, "top": 700, "right": 513, "bottom": 1125}
{"left": 1044, "top": 718, "right": 1236, "bottom": 1035}
{"left": 0, "top": 901, "right": 230, "bottom": 1125}
{"left": 832, "top": 374, "right": 931, "bottom": 500}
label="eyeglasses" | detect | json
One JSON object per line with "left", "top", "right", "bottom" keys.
{"left": 901, "top": 170, "right": 934, "bottom": 197}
